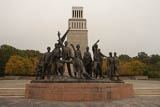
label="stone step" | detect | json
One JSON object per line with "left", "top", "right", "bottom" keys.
{"left": 134, "top": 89, "right": 160, "bottom": 96}
{"left": 0, "top": 88, "right": 25, "bottom": 96}
{"left": 0, "top": 88, "right": 160, "bottom": 96}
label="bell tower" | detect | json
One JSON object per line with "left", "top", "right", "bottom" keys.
{"left": 67, "top": 7, "right": 88, "bottom": 55}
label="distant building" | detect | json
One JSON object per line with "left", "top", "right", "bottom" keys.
{"left": 67, "top": 6, "right": 88, "bottom": 55}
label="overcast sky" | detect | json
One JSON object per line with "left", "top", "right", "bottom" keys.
{"left": 0, "top": 0, "right": 160, "bottom": 56}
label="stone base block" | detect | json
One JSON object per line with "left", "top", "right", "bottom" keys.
{"left": 25, "top": 83, "right": 134, "bottom": 102}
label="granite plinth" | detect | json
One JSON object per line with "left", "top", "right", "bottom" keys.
{"left": 25, "top": 79, "right": 134, "bottom": 102}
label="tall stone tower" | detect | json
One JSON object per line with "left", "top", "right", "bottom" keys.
{"left": 67, "top": 7, "right": 88, "bottom": 55}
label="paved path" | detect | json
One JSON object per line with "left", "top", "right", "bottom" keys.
{"left": 0, "top": 80, "right": 30, "bottom": 88}
{"left": 0, "top": 96, "right": 160, "bottom": 107}
{"left": 0, "top": 80, "right": 160, "bottom": 89}
{"left": 125, "top": 80, "right": 160, "bottom": 89}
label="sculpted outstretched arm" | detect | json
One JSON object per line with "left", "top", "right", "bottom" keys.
{"left": 100, "top": 51, "right": 107, "bottom": 57}
{"left": 92, "top": 40, "right": 99, "bottom": 52}
{"left": 93, "top": 40, "right": 99, "bottom": 47}
{"left": 63, "top": 28, "right": 70, "bottom": 37}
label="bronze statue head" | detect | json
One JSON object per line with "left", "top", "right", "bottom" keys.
{"left": 64, "top": 41, "right": 68, "bottom": 46}
{"left": 47, "top": 47, "right": 51, "bottom": 52}
{"left": 109, "top": 52, "right": 112, "bottom": 57}
{"left": 76, "top": 44, "right": 80, "bottom": 49}
{"left": 55, "top": 43, "right": 58, "bottom": 48}
{"left": 114, "top": 52, "right": 117, "bottom": 56}
{"left": 86, "top": 46, "right": 89, "bottom": 51}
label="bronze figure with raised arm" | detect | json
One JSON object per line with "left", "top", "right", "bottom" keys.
{"left": 92, "top": 40, "right": 106, "bottom": 78}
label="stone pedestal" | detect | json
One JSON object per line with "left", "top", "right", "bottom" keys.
{"left": 25, "top": 80, "right": 134, "bottom": 102}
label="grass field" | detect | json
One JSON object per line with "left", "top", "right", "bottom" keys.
{"left": 148, "top": 78, "right": 160, "bottom": 81}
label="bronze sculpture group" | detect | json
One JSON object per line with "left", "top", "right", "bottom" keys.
{"left": 35, "top": 29, "right": 120, "bottom": 81}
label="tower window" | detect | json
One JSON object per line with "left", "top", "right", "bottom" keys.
{"left": 74, "top": 10, "right": 76, "bottom": 18}
{"left": 77, "top": 22, "right": 78, "bottom": 29}
{"left": 79, "top": 22, "right": 81, "bottom": 29}
{"left": 77, "top": 10, "right": 78, "bottom": 18}
{"left": 84, "top": 22, "right": 86, "bottom": 29}
{"left": 79, "top": 10, "right": 81, "bottom": 18}
{"left": 72, "top": 22, "right": 73, "bottom": 29}
{"left": 74, "top": 22, "right": 76, "bottom": 29}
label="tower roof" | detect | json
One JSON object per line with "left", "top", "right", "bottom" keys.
{"left": 72, "top": 6, "right": 83, "bottom": 9}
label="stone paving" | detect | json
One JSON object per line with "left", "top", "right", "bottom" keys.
{"left": 0, "top": 80, "right": 30, "bottom": 88}
{"left": 0, "top": 96, "right": 160, "bottom": 107}
{"left": 0, "top": 80, "right": 160, "bottom": 89}
{"left": 125, "top": 80, "right": 160, "bottom": 89}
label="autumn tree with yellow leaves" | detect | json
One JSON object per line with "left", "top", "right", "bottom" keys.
{"left": 119, "top": 60, "right": 146, "bottom": 76}
{"left": 5, "top": 56, "right": 38, "bottom": 76}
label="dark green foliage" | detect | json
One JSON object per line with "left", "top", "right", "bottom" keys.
{"left": 119, "top": 54, "right": 131, "bottom": 62}
{"left": 135, "top": 52, "right": 150, "bottom": 64}
{"left": 149, "top": 55, "right": 160, "bottom": 64}
{"left": 144, "top": 61, "right": 160, "bottom": 78}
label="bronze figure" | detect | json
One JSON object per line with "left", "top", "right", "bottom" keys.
{"left": 83, "top": 46, "right": 92, "bottom": 77}
{"left": 43, "top": 47, "right": 52, "bottom": 80}
{"left": 113, "top": 52, "right": 120, "bottom": 80}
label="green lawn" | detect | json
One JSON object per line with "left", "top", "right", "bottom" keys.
{"left": 148, "top": 78, "right": 160, "bottom": 81}
{"left": 0, "top": 77, "right": 5, "bottom": 80}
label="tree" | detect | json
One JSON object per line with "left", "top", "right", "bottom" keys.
{"left": 24, "top": 50, "right": 42, "bottom": 58}
{"left": 149, "top": 54, "right": 160, "bottom": 64}
{"left": 0, "top": 45, "right": 18, "bottom": 76}
{"left": 119, "top": 54, "right": 131, "bottom": 62}
{"left": 5, "top": 56, "right": 38, "bottom": 76}
{"left": 144, "top": 61, "right": 160, "bottom": 78}
{"left": 135, "top": 52, "right": 150, "bottom": 64}
{"left": 0, "top": 49, "right": 6, "bottom": 76}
